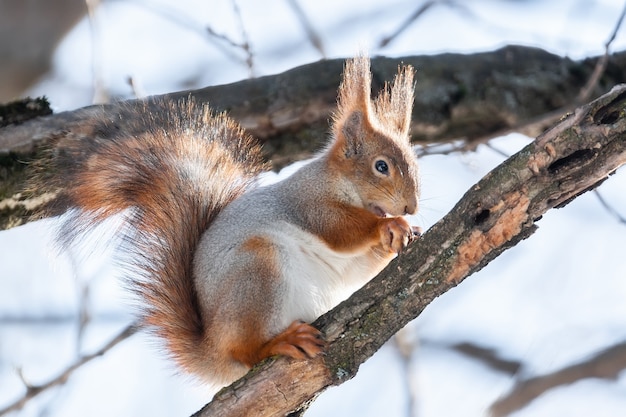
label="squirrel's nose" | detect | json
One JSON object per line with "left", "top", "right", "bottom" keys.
{"left": 404, "top": 201, "right": 418, "bottom": 215}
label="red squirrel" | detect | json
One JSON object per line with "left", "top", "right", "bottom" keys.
{"left": 38, "top": 56, "right": 420, "bottom": 386}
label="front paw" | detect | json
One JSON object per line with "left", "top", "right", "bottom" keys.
{"left": 380, "top": 217, "right": 414, "bottom": 254}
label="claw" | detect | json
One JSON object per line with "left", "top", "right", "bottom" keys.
{"left": 261, "top": 320, "right": 326, "bottom": 360}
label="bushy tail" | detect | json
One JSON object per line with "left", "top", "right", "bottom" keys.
{"left": 36, "top": 98, "right": 266, "bottom": 373}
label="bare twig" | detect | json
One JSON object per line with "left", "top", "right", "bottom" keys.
{"left": 230, "top": 0, "right": 255, "bottom": 76}
{"left": 85, "top": 0, "right": 109, "bottom": 104}
{"left": 451, "top": 342, "right": 522, "bottom": 376}
{"left": 286, "top": 0, "right": 326, "bottom": 58}
{"left": 0, "top": 324, "right": 137, "bottom": 416}
{"left": 378, "top": 0, "right": 458, "bottom": 48}
{"left": 456, "top": 101, "right": 583, "bottom": 158}
{"left": 594, "top": 189, "right": 626, "bottom": 225}
{"left": 114, "top": 0, "right": 251, "bottom": 68}
{"left": 414, "top": 139, "right": 470, "bottom": 157}
{"left": 394, "top": 329, "right": 419, "bottom": 417}
{"left": 126, "top": 76, "right": 146, "bottom": 99}
{"left": 203, "top": 25, "right": 250, "bottom": 64}
{"left": 577, "top": 0, "right": 626, "bottom": 103}
{"left": 76, "top": 282, "right": 91, "bottom": 353}
{"left": 484, "top": 141, "right": 512, "bottom": 158}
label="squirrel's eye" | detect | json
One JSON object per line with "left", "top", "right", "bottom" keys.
{"left": 375, "top": 159, "right": 389, "bottom": 174}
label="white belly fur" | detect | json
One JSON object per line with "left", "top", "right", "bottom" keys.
{"left": 268, "top": 222, "right": 387, "bottom": 330}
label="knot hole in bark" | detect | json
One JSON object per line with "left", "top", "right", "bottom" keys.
{"left": 547, "top": 149, "right": 597, "bottom": 174}
{"left": 596, "top": 110, "right": 621, "bottom": 125}
{"left": 474, "top": 208, "right": 490, "bottom": 225}
{"left": 593, "top": 90, "right": 626, "bottom": 125}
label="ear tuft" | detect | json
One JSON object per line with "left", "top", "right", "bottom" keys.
{"left": 331, "top": 55, "right": 373, "bottom": 156}
{"left": 373, "top": 64, "right": 415, "bottom": 136}
{"left": 336, "top": 55, "right": 372, "bottom": 119}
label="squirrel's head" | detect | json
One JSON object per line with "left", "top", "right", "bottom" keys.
{"left": 329, "top": 56, "right": 419, "bottom": 218}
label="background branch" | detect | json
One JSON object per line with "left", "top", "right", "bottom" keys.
{"left": 0, "top": 324, "right": 137, "bottom": 416}
{"left": 191, "top": 84, "right": 626, "bottom": 416}
{"left": 490, "top": 340, "right": 626, "bottom": 417}
{"left": 3, "top": 46, "right": 621, "bottom": 157}
{"left": 1, "top": 46, "right": 625, "bottom": 230}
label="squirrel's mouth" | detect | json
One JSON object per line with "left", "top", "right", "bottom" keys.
{"left": 371, "top": 205, "right": 389, "bottom": 218}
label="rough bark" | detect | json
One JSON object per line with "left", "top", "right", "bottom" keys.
{"left": 192, "top": 85, "right": 626, "bottom": 416}
{"left": 1, "top": 46, "right": 626, "bottom": 229}
{"left": 3, "top": 45, "right": 624, "bottom": 156}
{"left": 0, "top": 97, "right": 52, "bottom": 128}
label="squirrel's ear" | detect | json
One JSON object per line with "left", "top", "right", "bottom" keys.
{"left": 334, "top": 56, "right": 373, "bottom": 128}
{"left": 373, "top": 64, "right": 415, "bottom": 138}
{"left": 332, "top": 56, "right": 374, "bottom": 157}
{"left": 340, "top": 111, "right": 365, "bottom": 158}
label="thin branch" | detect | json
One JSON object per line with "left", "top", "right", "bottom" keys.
{"left": 115, "top": 0, "right": 251, "bottom": 68}
{"left": 126, "top": 75, "right": 146, "bottom": 99}
{"left": 577, "top": 0, "right": 626, "bottom": 103}
{"left": 471, "top": 107, "right": 573, "bottom": 153}
{"left": 85, "top": 0, "right": 109, "bottom": 104}
{"left": 230, "top": 0, "right": 255, "bottom": 77}
{"left": 378, "top": 1, "right": 438, "bottom": 48}
{"left": 451, "top": 342, "right": 522, "bottom": 376}
{"left": 415, "top": 139, "right": 470, "bottom": 157}
{"left": 594, "top": 189, "right": 626, "bottom": 225}
{"left": 203, "top": 25, "right": 251, "bottom": 66}
{"left": 378, "top": 0, "right": 458, "bottom": 48}
{"left": 483, "top": 141, "right": 512, "bottom": 158}
{"left": 0, "top": 324, "right": 137, "bottom": 416}
{"left": 490, "top": 340, "right": 626, "bottom": 417}
{"left": 394, "top": 329, "right": 419, "bottom": 417}
{"left": 286, "top": 0, "right": 326, "bottom": 58}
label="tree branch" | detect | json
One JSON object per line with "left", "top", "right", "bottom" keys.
{"left": 2, "top": 46, "right": 623, "bottom": 158}
{"left": 192, "top": 85, "right": 626, "bottom": 416}
{"left": 1, "top": 46, "right": 625, "bottom": 229}
{"left": 490, "top": 340, "right": 626, "bottom": 417}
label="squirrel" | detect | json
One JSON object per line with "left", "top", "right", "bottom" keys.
{"left": 37, "top": 56, "right": 420, "bottom": 387}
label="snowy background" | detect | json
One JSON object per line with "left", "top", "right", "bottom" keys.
{"left": 2, "top": 0, "right": 626, "bottom": 416}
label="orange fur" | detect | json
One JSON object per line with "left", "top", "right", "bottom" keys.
{"left": 305, "top": 200, "right": 412, "bottom": 255}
